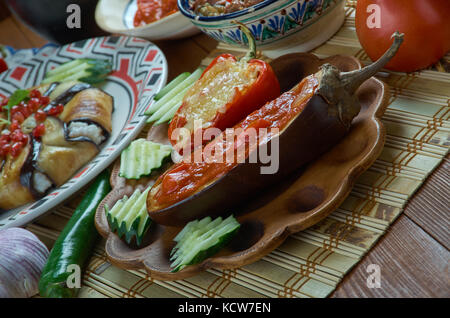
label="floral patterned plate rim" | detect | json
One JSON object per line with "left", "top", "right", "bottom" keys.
{"left": 0, "top": 35, "right": 168, "bottom": 229}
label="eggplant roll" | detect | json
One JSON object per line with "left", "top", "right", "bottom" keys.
{"left": 0, "top": 82, "right": 113, "bottom": 210}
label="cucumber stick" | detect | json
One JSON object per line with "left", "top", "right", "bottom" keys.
{"left": 145, "top": 67, "right": 204, "bottom": 121}
{"left": 170, "top": 215, "right": 240, "bottom": 272}
{"left": 119, "top": 139, "right": 172, "bottom": 179}
{"left": 154, "top": 72, "right": 190, "bottom": 101}
{"left": 42, "top": 58, "right": 112, "bottom": 84}
{"left": 44, "top": 59, "right": 86, "bottom": 78}
{"left": 147, "top": 83, "right": 194, "bottom": 124}
{"left": 154, "top": 101, "right": 183, "bottom": 125}
{"left": 105, "top": 187, "right": 152, "bottom": 246}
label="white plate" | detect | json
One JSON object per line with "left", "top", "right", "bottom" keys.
{"left": 95, "top": 0, "right": 199, "bottom": 41}
{"left": 0, "top": 35, "right": 168, "bottom": 229}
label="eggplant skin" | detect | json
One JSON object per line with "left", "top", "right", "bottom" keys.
{"left": 59, "top": 87, "right": 113, "bottom": 135}
{"left": 147, "top": 95, "right": 349, "bottom": 227}
{"left": 0, "top": 83, "right": 113, "bottom": 211}
{"left": 36, "top": 117, "right": 99, "bottom": 186}
{"left": 0, "top": 118, "right": 101, "bottom": 211}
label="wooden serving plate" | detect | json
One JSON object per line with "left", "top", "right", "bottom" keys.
{"left": 94, "top": 53, "right": 389, "bottom": 280}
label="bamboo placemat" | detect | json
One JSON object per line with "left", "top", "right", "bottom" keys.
{"left": 26, "top": 2, "right": 449, "bottom": 298}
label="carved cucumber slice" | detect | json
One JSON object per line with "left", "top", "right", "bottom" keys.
{"left": 105, "top": 187, "right": 151, "bottom": 246}
{"left": 119, "top": 139, "right": 172, "bottom": 180}
{"left": 170, "top": 215, "right": 240, "bottom": 272}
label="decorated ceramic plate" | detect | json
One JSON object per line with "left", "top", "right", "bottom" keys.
{"left": 0, "top": 36, "right": 168, "bottom": 229}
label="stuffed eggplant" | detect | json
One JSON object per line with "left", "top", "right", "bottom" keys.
{"left": 168, "top": 23, "right": 280, "bottom": 155}
{"left": 0, "top": 82, "right": 113, "bottom": 210}
{"left": 147, "top": 32, "right": 404, "bottom": 226}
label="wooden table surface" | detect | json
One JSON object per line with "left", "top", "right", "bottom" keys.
{"left": 1, "top": 2, "right": 448, "bottom": 298}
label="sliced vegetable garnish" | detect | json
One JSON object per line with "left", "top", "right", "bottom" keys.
{"left": 147, "top": 83, "right": 193, "bottom": 124}
{"left": 153, "top": 98, "right": 184, "bottom": 125}
{"left": 154, "top": 72, "right": 190, "bottom": 101}
{"left": 170, "top": 215, "right": 240, "bottom": 272}
{"left": 42, "top": 58, "right": 112, "bottom": 85}
{"left": 145, "top": 67, "right": 204, "bottom": 124}
{"left": 39, "top": 170, "right": 111, "bottom": 298}
{"left": 105, "top": 187, "right": 152, "bottom": 246}
{"left": 119, "top": 139, "right": 172, "bottom": 179}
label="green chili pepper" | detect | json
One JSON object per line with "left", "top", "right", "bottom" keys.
{"left": 38, "top": 170, "right": 111, "bottom": 298}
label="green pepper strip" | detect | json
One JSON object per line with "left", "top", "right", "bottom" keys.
{"left": 38, "top": 170, "right": 111, "bottom": 298}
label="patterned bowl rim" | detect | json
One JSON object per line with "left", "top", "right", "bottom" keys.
{"left": 177, "top": 0, "right": 279, "bottom": 21}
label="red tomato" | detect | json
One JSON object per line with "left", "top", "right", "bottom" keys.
{"left": 355, "top": 0, "right": 450, "bottom": 72}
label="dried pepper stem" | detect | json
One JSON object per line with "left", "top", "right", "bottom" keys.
{"left": 341, "top": 31, "right": 404, "bottom": 93}
{"left": 232, "top": 21, "right": 257, "bottom": 62}
{"left": 317, "top": 31, "right": 404, "bottom": 128}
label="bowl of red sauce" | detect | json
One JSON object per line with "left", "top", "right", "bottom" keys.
{"left": 95, "top": 0, "right": 199, "bottom": 41}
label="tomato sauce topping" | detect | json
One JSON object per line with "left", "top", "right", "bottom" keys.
{"left": 0, "top": 89, "right": 66, "bottom": 160}
{"left": 133, "top": 0, "right": 178, "bottom": 27}
{"left": 150, "top": 74, "right": 319, "bottom": 209}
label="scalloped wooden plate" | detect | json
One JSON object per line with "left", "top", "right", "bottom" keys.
{"left": 95, "top": 53, "right": 389, "bottom": 280}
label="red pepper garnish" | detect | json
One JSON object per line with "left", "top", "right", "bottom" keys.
{"left": 28, "top": 97, "right": 41, "bottom": 112}
{"left": 21, "top": 105, "right": 33, "bottom": 118}
{"left": 0, "top": 97, "right": 8, "bottom": 107}
{"left": 11, "top": 129, "right": 25, "bottom": 142}
{"left": 33, "top": 123, "right": 46, "bottom": 139}
{"left": 9, "top": 120, "right": 20, "bottom": 132}
{"left": 47, "top": 104, "right": 64, "bottom": 116}
{"left": 10, "top": 105, "right": 20, "bottom": 116}
{"left": 10, "top": 142, "right": 24, "bottom": 157}
{"left": 0, "top": 86, "right": 54, "bottom": 159}
{"left": 0, "top": 131, "right": 10, "bottom": 143}
{"left": 0, "top": 143, "right": 11, "bottom": 157}
{"left": 168, "top": 23, "right": 280, "bottom": 154}
{"left": 35, "top": 109, "right": 47, "bottom": 122}
{"left": 11, "top": 111, "right": 25, "bottom": 124}
{"left": 40, "top": 96, "right": 50, "bottom": 106}
{"left": 29, "top": 89, "right": 41, "bottom": 99}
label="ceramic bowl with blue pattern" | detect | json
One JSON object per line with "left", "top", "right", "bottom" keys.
{"left": 178, "top": 0, "right": 346, "bottom": 51}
